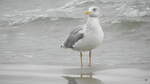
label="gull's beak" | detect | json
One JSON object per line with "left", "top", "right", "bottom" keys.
{"left": 84, "top": 11, "right": 92, "bottom": 15}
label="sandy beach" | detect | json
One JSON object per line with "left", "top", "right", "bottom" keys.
{"left": 0, "top": 64, "right": 149, "bottom": 84}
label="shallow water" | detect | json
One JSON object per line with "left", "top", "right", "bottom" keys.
{"left": 0, "top": 18, "right": 150, "bottom": 84}
{"left": 0, "top": 64, "right": 149, "bottom": 84}
{"left": 0, "top": 0, "right": 150, "bottom": 84}
{"left": 0, "top": 18, "right": 150, "bottom": 67}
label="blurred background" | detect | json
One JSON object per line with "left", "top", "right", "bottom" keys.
{"left": 0, "top": 0, "right": 150, "bottom": 84}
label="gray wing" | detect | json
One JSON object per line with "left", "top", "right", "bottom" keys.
{"left": 64, "top": 25, "right": 84, "bottom": 48}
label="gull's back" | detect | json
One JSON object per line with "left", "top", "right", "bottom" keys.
{"left": 63, "top": 25, "right": 85, "bottom": 48}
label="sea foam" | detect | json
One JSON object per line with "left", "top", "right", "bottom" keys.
{"left": 1, "top": 0, "right": 150, "bottom": 26}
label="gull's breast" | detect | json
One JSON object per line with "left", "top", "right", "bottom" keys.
{"left": 73, "top": 30, "right": 104, "bottom": 51}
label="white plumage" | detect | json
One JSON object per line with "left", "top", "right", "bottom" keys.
{"left": 73, "top": 17, "right": 104, "bottom": 51}
{"left": 62, "top": 6, "right": 104, "bottom": 66}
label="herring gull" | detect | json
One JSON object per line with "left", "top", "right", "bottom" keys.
{"left": 61, "top": 6, "right": 104, "bottom": 67}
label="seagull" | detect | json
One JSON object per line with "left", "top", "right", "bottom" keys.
{"left": 61, "top": 6, "right": 104, "bottom": 66}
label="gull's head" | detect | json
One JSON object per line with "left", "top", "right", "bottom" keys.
{"left": 84, "top": 6, "right": 99, "bottom": 17}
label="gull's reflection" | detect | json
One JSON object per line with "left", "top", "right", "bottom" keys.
{"left": 63, "top": 67, "right": 102, "bottom": 84}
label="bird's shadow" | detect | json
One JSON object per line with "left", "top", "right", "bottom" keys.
{"left": 62, "top": 66, "right": 103, "bottom": 84}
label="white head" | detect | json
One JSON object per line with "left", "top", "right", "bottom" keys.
{"left": 84, "top": 6, "right": 99, "bottom": 17}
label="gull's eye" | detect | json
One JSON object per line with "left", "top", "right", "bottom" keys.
{"left": 93, "top": 8, "right": 96, "bottom": 11}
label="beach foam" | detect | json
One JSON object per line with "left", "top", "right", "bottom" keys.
{"left": 0, "top": 0, "right": 150, "bottom": 26}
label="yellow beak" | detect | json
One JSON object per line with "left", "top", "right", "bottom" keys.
{"left": 84, "top": 11, "right": 92, "bottom": 15}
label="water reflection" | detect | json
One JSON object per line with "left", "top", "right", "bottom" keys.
{"left": 63, "top": 67, "right": 102, "bottom": 84}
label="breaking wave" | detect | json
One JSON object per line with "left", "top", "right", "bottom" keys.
{"left": 1, "top": 0, "right": 150, "bottom": 26}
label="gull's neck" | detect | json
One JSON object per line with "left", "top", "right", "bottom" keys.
{"left": 86, "top": 17, "right": 102, "bottom": 31}
{"left": 86, "top": 16, "right": 104, "bottom": 39}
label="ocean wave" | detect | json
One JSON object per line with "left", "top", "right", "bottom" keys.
{"left": 2, "top": 9, "right": 73, "bottom": 26}
{"left": 61, "top": 0, "right": 96, "bottom": 9}
{"left": 2, "top": 0, "right": 91, "bottom": 26}
{"left": 1, "top": 0, "right": 150, "bottom": 26}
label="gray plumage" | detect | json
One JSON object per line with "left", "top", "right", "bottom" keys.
{"left": 61, "top": 6, "right": 104, "bottom": 66}
{"left": 63, "top": 26, "right": 84, "bottom": 48}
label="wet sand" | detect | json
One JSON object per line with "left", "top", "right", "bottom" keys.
{"left": 0, "top": 18, "right": 150, "bottom": 84}
{"left": 0, "top": 64, "right": 150, "bottom": 84}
